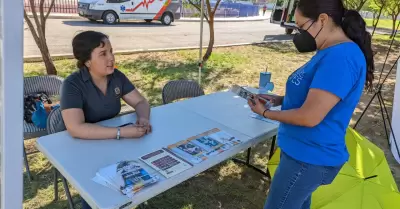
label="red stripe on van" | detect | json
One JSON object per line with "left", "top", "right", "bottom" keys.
{"left": 153, "top": 0, "right": 171, "bottom": 20}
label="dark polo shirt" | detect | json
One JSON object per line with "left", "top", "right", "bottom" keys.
{"left": 60, "top": 68, "right": 135, "bottom": 123}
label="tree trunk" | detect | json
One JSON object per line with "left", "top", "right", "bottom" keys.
{"left": 203, "top": 19, "right": 214, "bottom": 62}
{"left": 373, "top": 12, "right": 377, "bottom": 27}
{"left": 391, "top": 15, "right": 397, "bottom": 38}
{"left": 39, "top": 41, "right": 57, "bottom": 75}
{"left": 24, "top": 0, "right": 57, "bottom": 75}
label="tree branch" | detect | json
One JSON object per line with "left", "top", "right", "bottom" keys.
{"left": 39, "top": 0, "right": 46, "bottom": 36}
{"left": 29, "top": 0, "right": 41, "bottom": 29}
{"left": 24, "top": 9, "right": 41, "bottom": 48}
{"left": 187, "top": 0, "right": 209, "bottom": 22}
{"left": 212, "top": 0, "right": 222, "bottom": 16}
{"left": 29, "top": 0, "right": 48, "bottom": 49}
{"left": 205, "top": 0, "right": 212, "bottom": 17}
{"left": 45, "top": 0, "right": 56, "bottom": 20}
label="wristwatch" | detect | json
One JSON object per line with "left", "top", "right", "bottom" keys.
{"left": 116, "top": 127, "right": 121, "bottom": 140}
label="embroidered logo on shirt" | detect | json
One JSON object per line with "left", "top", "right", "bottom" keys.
{"left": 289, "top": 67, "right": 306, "bottom": 86}
{"left": 114, "top": 87, "right": 121, "bottom": 96}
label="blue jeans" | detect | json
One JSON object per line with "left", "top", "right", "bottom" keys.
{"left": 81, "top": 197, "right": 92, "bottom": 209}
{"left": 264, "top": 151, "right": 342, "bottom": 209}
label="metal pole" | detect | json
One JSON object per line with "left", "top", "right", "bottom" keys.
{"left": 198, "top": 0, "right": 204, "bottom": 84}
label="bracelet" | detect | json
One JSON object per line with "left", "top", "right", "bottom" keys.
{"left": 262, "top": 109, "right": 268, "bottom": 118}
{"left": 116, "top": 127, "right": 121, "bottom": 140}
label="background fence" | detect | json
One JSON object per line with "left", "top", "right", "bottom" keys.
{"left": 24, "top": 0, "right": 78, "bottom": 14}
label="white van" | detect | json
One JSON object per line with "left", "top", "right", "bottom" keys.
{"left": 77, "top": 0, "right": 182, "bottom": 25}
{"left": 270, "top": 0, "right": 299, "bottom": 34}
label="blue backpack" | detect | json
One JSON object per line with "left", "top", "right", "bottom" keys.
{"left": 31, "top": 101, "right": 48, "bottom": 129}
{"left": 24, "top": 92, "right": 59, "bottom": 129}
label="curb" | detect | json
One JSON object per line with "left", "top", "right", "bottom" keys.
{"left": 27, "top": 14, "right": 83, "bottom": 20}
{"left": 27, "top": 13, "right": 269, "bottom": 22}
{"left": 177, "top": 18, "right": 269, "bottom": 22}
{"left": 24, "top": 40, "right": 291, "bottom": 62}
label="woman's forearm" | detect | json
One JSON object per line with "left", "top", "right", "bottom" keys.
{"left": 135, "top": 100, "right": 151, "bottom": 120}
{"left": 67, "top": 123, "right": 118, "bottom": 139}
{"left": 264, "top": 108, "right": 320, "bottom": 128}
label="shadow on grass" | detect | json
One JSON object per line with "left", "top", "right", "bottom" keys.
{"left": 118, "top": 56, "right": 238, "bottom": 105}
{"left": 39, "top": 196, "right": 82, "bottom": 209}
{"left": 144, "top": 158, "right": 270, "bottom": 209}
{"left": 253, "top": 42, "right": 298, "bottom": 54}
{"left": 263, "top": 34, "right": 293, "bottom": 42}
{"left": 23, "top": 157, "right": 54, "bottom": 201}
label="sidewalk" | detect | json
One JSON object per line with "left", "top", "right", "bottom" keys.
{"left": 27, "top": 12, "right": 270, "bottom": 22}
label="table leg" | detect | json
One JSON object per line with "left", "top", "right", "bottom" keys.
{"left": 268, "top": 136, "right": 277, "bottom": 160}
{"left": 232, "top": 135, "right": 277, "bottom": 177}
{"left": 265, "top": 136, "right": 277, "bottom": 179}
{"left": 54, "top": 168, "right": 59, "bottom": 201}
{"left": 61, "top": 176, "right": 75, "bottom": 209}
{"left": 23, "top": 144, "right": 33, "bottom": 181}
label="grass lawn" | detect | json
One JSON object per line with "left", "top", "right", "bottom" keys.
{"left": 374, "top": 33, "right": 400, "bottom": 43}
{"left": 365, "top": 18, "right": 400, "bottom": 30}
{"left": 23, "top": 41, "right": 400, "bottom": 209}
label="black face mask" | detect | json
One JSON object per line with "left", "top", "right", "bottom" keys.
{"left": 293, "top": 21, "right": 323, "bottom": 53}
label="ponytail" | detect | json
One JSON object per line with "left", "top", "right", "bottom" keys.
{"left": 342, "top": 10, "right": 375, "bottom": 91}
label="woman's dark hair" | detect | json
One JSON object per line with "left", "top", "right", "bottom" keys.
{"left": 297, "top": 0, "right": 374, "bottom": 91}
{"left": 72, "top": 30, "right": 109, "bottom": 69}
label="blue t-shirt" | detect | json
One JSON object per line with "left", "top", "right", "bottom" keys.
{"left": 278, "top": 42, "right": 366, "bottom": 166}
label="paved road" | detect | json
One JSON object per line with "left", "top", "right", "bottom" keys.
{"left": 24, "top": 19, "right": 289, "bottom": 57}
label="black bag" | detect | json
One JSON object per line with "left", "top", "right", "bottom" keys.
{"left": 24, "top": 92, "right": 52, "bottom": 123}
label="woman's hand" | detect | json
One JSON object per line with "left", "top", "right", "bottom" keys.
{"left": 248, "top": 95, "right": 268, "bottom": 117}
{"left": 136, "top": 117, "right": 152, "bottom": 133}
{"left": 258, "top": 94, "right": 284, "bottom": 106}
{"left": 121, "top": 125, "right": 147, "bottom": 138}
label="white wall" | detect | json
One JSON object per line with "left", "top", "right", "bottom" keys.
{"left": 0, "top": 0, "right": 24, "bottom": 208}
{"left": 391, "top": 59, "right": 400, "bottom": 164}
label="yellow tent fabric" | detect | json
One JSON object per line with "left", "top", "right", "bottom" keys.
{"left": 266, "top": 127, "right": 400, "bottom": 209}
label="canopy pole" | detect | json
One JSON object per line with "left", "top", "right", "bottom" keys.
{"left": 198, "top": 0, "right": 204, "bottom": 84}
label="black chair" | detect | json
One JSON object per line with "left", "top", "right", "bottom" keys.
{"left": 24, "top": 75, "right": 64, "bottom": 180}
{"left": 162, "top": 80, "right": 205, "bottom": 104}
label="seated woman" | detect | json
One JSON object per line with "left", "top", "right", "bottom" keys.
{"left": 60, "top": 30, "right": 151, "bottom": 209}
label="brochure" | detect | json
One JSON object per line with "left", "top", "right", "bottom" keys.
{"left": 167, "top": 139, "right": 208, "bottom": 164}
{"left": 166, "top": 128, "right": 241, "bottom": 164}
{"left": 92, "top": 160, "right": 158, "bottom": 197}
{"left": 140, "top": 149, "right": 192, "bottom": 178}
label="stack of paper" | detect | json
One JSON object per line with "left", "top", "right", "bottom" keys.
{"left": 140, "top": 149, "right": 192, "bottom": 178}
{"left": 93, "top": 128, "right": 241, "bottom": 194}
{"left": 167, "top": 128, "right": 242, "bottom": 164}
{"left": 92, "top": 160, "right": 158, "bottom": 197}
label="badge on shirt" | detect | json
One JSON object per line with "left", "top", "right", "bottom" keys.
{"left": 114, "top": 87, "right": 121, "bottom": 97}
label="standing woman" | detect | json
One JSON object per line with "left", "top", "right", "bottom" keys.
{"left": 248, "top": 0, "right": 374, "bottom": 208}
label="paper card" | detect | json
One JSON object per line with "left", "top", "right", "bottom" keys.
{"left": 140, "top": 149, "right": 192, "bottom": 178}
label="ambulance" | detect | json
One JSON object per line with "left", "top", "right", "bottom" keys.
{"left": 77, "top": 0, "right": 182, "bottom": 25}
{"left": 270, "top": 0, "right": 299, "bottom": 34}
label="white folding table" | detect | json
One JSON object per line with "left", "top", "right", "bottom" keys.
{"left": 36, "top": 91, "right": 279, "bottom": 209}
{"left": 176, "top": 89, "right": 279, "bottom": 176}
